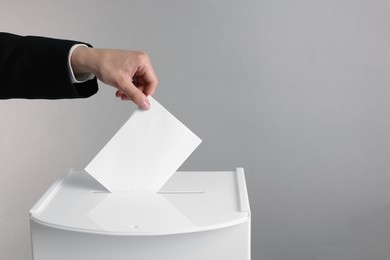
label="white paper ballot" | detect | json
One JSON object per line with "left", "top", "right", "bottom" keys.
{"left": 85, "top": 96, "right": 202, "bottom": 192}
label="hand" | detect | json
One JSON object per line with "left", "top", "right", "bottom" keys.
{"left": 71, "top": 47, "right": 158, "bottom": 110}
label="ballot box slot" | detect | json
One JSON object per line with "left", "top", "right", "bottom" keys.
{"left": 157, "top": 191, "right": 204, "bottom": 194}
{"left": 89, "top": 190, "right": 204, "bottom": 194}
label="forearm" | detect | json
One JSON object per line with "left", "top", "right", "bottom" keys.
{"left": 0, "top": 32, "right": 158, "bottom": 104}
{"left": 0, "top": 32, "right": 98, "bottom": 99}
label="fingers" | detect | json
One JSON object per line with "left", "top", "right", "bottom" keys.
{"left": 141, "top": 64, "right": 158, "bottom": 97}
{"left": 115, "top": 90, "right": 130, "bottom": 100}
{"left": 132, "top": 54, "right": 158, "bottom": 97}
{"left": 116, "top": 53, "right": 157, "bottom": 109}
{"left": 116, "top": 81, "right": 150, "bottom": 110}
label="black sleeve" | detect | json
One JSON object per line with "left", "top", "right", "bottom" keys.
{"left": 0, "top": 32, "right": 98, "bottom": 99}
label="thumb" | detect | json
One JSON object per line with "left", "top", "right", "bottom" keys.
{"left": 121, "top": 82, "right": 150, "bottom": 110}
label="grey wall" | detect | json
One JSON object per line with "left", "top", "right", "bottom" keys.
{"left": 1, "top": 0, "right": 390, "bottom": 259}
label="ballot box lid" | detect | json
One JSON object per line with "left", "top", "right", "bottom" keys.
{"left": 30, "top": 168, "right": 250, "bottom": 236}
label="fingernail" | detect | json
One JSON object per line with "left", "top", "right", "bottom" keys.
{"left": 142, "top": 100, "right": 150, "bottom": 110}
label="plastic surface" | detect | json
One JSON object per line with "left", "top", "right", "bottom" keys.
{"left": 30, "top": 169, "right": 250, "bottom": 236}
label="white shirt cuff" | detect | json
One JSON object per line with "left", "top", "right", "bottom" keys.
{"left": 68, "top": 44, "right": 95, "bottom": 84}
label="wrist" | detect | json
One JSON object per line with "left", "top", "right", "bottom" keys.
{"left": 71, "top": 45, "right": 98, "bottom": 76}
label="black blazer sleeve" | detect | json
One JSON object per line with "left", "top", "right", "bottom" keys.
{"left": 0, "top": 32, "right": 98, "bottom": 99}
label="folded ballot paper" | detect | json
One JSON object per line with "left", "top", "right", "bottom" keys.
{"left": 85, "top": 96, "right": 202, "bottom": 192}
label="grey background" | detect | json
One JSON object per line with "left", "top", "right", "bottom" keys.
{"left": 1, "top": 0, "right": 390, "bottom": 259}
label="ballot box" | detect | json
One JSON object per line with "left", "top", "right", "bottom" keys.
{"left": 30, "top": 168, "right": 251, "bottom": 260}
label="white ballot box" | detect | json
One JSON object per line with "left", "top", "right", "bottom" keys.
{"left": 30, "top": 168, "right": 251, "bottom": 260}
